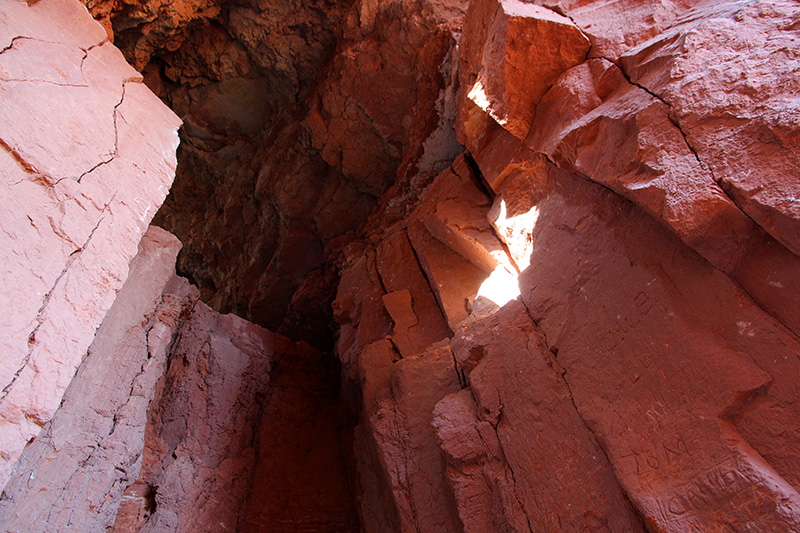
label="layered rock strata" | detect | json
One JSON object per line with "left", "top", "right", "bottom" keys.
{"left": 332, "top": 0, "right": 800, "bottom": 530}
{"left": 0, "top": 0, "right": 180, "bottom": 487}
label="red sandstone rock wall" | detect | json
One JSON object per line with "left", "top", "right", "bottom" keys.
{"left": 2, "top": 0, "right": 800, "bottom": 530}
{"left": 0, "top": 0, "right": 180, "bottom": 488}
{"left": 108, "top": 260, "right": 357, "bottom": 533}
{"left": 84, "top": 0, "right": 468, "bottom": 347}
{"left": 333, "top": 0, "right": 800, "bottom": 531}
{"left": 0, "top": 227, "right": 188, "bottom": 532}
{"left": 0, "top": 226, "right": 359, "bottom": 532}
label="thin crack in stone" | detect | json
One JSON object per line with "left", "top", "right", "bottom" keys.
{"left": 0, "top": 193, "right": 115, "bottom": 402}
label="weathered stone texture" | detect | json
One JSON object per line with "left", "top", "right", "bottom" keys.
{"left": 458, "top": 0, "right": 590, "bottom": 139}
{"left": 85, "top": 0, "right": 468, "bottom": 347}
{"left": 4, "top": 0, "right": 800, "bottom": 531}
{"left": 0, "top": 0, "right": 180, "bottom": 487}
{"left": 0, "top": 227, "right": 188, "bottom": 532}
{"left": 518, "top": 160, "right": 800, "bottom": 531}
{"left": 440, "top": 301, "right": 645, "bottom": 532}
{"left": 331, "top": 0, "right": 800, "bottom": 531}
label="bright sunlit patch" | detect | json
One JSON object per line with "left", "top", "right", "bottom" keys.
{"left": 476, "top": 266, "right": 520, "bottom": 309}
{"left": 467, "top": 79, "right": 491, "bottom": 113}
{"left": 490, "top": 199, "right": 539, "bottom": 272}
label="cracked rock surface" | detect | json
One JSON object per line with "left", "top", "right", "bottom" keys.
{"left": 0, "top": 0, "right": 180, "bottom": 487}
{"left": 3, "top": 0, "right": 800, "bottom": 531}
{"left": 0, "top": 227, "right": 188, "bottom": 532}
{"left": 83, "top": 0, "right": 467, "bottom": 348}
{"left": 330, "top": 0, "right": 800, "bottom": 530}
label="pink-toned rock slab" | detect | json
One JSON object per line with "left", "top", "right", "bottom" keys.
{"left": 0, "top": 0, "right": 106, "bottom": 51}
{"left": 351, "top": 339, "right": 405, "bottom": 533}
{"left": 0, "top": 0, "right": 180, "bottom": 487}
{"left": 415, "top": 156, "right": 513, "bottom": 274}
{"left": 437, "top": 300, "right": 646, "bottom": 532}
{"left": 529, "top": 0, "right": 706, "bottom": 60}
{"left": 469, "top": 125, "right": 547, "bottom": 271}
{"left": 621, "top": 0, "right": 800, "bottom": 258}
{"left": 382, "top": 289, "right": 425, "bottom": 357}
{"left": 407, "top": 219, "right": 488, "bottom": 330}
{"left": 0, "top": 40, "right": 141, "bottom": 179}
{"left": 402, "top": 155, "right": 517, "bottom": 328}
{"left": 0, "top": 227, "right": 188, "bottom": 532}
{"left": 458, "top": 0, "right": 589, "bottom": 139}
{"left": 517, "top": 159, "right": 800, "bottom": 530}
{"left": 113, "top": 301, "right": 306, "bottom": 532}
{"left": 469, "top": 118, "right": 536, "bottom": 193}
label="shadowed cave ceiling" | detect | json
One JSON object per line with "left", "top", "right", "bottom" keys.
{"left": 83, "top": 0, "right": 467, "bottom": 349}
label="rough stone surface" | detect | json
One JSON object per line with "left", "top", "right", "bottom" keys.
{"left": 329, "top": 1, "right": 800, "bottom": 531}
{"left": 84, "top": 0, "right": 468, "bottom": 347}
{"left": 5, "top": 0, "right": 800, "bottom": 531}
{"left": 439, "top": 300, "right": 646, "bottom": 532}
{"left": 526, "top": 58, "right": 756, "bottom": 273}
{"left": 1, "top": 223, "right": 362, "bottom": 532}
{"left": 518, "top": 160, "right": 800, "bottom": 531}
{"left": 111, "top": 295, "right": 358, "bottom": 532}
{"left": 621, "top": 0, "right": 800, "bottom": 258}
{"left": 0, "top": 227, "right": 186, "bottom": 532}
{"left": 0, "top": 0, "right": 180, "bottom": 487}
{"left": 458, "top": 0, "right": 590, "bottom": 139}
{"left": 112, "top": 298, "right": 274, "bottom": 532}
{"left": 357, "top": 342, "right": 463, "bottom": 532}
{"left": 530, "top": 0, "right": 704, "bottom": 60}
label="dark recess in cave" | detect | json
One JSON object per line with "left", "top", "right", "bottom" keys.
{"left": 100, "top": 0, "right": 365, "bottom": 351}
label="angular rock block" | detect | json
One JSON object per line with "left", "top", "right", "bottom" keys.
{"left": 356, "top": 343, "right": 463, "bottom": 532}
{"left": 458, "top": 0, "right": 590, "bottom": 140}
{"left": 518, "top": 160, "right": 800, "bottom": 531}
{"left": 620, "top": 0, "right": 800, "bottom": 259}
{"left": 439, "top": 300, "right": 646, "bottom": 532}
{"left": 0, "top": 227, "right": 186, "bottom": 532}
{"left": 527, "top": 58, "right": 755, "bottom": 273}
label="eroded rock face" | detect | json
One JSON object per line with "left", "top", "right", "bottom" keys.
{"left": 0, "top": 225, "right": 360, "bottom": 532}
{"left": 0, "top": 0, "right": 180, "bottom": 488}
{"left": 620, "top": 0, "right": 800, "bottom": 257}
{"left": 329, "top": 0, "right": 800, "bottom": 531}
{"left": 4, "top": 0, "right": 800, "bottom": 530}
{"left": 458, "top": 0, "right": 590, "bottom": 139}
{"left": 0, "top": 227, "right": 185, "bottom": 532}
{"left": 517, "top": 160, "right": 800, "bottom": 531}
{"left": 82, "top": 0, "right": 467, "bottom": 348}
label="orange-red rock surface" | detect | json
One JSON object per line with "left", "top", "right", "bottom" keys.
{"left": 82, "top": 0, "right": 468, "bottom": 348}
{"left": 2, "top": 0, "right": 800, "bottom": 531}
{"left": 0, "top": 225, "right": 360, "bottom": 532}
{"left": 329, "top": 0, "right": 800, "bottom": 530}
